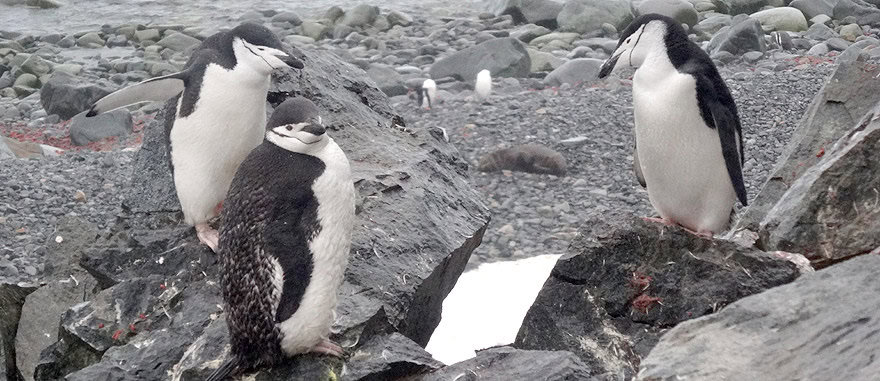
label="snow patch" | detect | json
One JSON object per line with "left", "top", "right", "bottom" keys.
{"left": 425, "top": 253, "right": 562, "bottom": 365}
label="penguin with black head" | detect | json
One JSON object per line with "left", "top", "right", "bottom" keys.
{"left": 598, "top": 14, "right": 748, "bottom": 237}
{"left": 87, "top": 23, "right": 304, "bottom": 252}
{"left": 207, "top": 96, "right": 355, "bottom": 380}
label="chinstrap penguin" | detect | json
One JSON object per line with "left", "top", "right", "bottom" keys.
{"left": 86, "top": 23, "right": 304, "bottom": 252}
{"left": 475, "top": 69, "right": 492, "bottom": 99}
{"left": 597, "top": 14, "right": 747, "bottom": 236}
{"left": 417, "top": 78, "right": 437, "bottom": 109}
{"left": 207, "top": 97, "right": 355, "bottom": 380}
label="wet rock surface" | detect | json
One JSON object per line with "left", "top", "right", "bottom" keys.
{"left": 636, "top": 253, "right": 880, "bottom": 381}
{"left": 418, "top": 346, "right": 597, "bottom": 381}
{"left": 429, "top": 37, "right": 531, "bottom": 83}
{"left": 12, "top": 46, "right": 489, "bottom": 380}
{"left": 514, "top": 217, "right": 800, "bottom": 379}
{"left": 739, "top": 60, "right": 880, "bottom": 231}
{"left": 760, "top": 101, "right": 880, "bottom": 268}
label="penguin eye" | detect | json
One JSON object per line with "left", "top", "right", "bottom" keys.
{"left": 285, "top": 125, "right": 293, "bottom": 131}
{"left": 626, "top": 38, "right": 631, "bottom": 44}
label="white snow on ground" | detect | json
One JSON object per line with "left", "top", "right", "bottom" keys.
{"left": 425, "top": 253, "right": 564, "bottom": 365}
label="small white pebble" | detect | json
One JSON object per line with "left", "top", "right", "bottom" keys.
{"left": 55, "top": 235, "right": 63, "bottom": 243}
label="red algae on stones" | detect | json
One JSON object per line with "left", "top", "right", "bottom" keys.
{"left": 0, "top": 115, "right": 150, "bottom": 153}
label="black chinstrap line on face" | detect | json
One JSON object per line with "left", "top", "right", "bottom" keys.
{"left": 628, "top": 27, "right": 646, "bottom": 69}
{"left": 271, "top": 128, "right": 323, "bottom": 145}
{"left": 243, "top": 43, "right": 274, "bottom": 69}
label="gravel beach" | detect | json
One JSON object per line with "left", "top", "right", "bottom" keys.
{"left": 0, "top": 0, "right": 853, "bottom": 280}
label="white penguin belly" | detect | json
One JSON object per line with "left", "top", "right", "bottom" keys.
{"left": 279, "top": 142, "right": 355, "bottom": 355}
{"left": 633, "top": 72, "right": 736, "bottom": 233}
{"left": 170, "top": 68, "right": 267, "bottom": 225}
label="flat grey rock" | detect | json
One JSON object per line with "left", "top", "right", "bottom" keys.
{"left": 637, "top": 254, "right": 880, "bottom": 381}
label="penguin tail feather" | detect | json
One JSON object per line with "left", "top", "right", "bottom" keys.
{"left": 206, "top": 356, "right": 244, "bottom": 381}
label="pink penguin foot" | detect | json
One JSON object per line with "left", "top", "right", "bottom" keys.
{"left": 195, "top": 223, "right": 219, "bottom": 253}
{"left": 642, "top": 217, "right": 714, "bottom": 239}
{"left": 641, "top": 216, "right": 675, "bottom": 226}
{"left": 309, "top": 338, "right": 344, "bottom": 357}
{"left": 682, "top": 227, "right": 715, "bottom": 239}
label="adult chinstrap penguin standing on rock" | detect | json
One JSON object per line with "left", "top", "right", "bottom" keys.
{"left": 207, "top": 97, "right": 355, "bottom": 381}
{"left": 597, "top": 13, "right": 747, "bottom": 237}
{"left": 86, "top": 23, "right": 304, "bottom": 252}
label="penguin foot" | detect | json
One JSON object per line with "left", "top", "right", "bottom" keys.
{"left": 309, "top": 338, "right": 344, "bottom": 357}
{"left": 642, "top": 217, "right": 714, "bottom": 239}
{"left": 196, "top": 223, "right": 220, "bottom": 252}
{"left": 683, "top": 227, "right": 714, "bottom": 240}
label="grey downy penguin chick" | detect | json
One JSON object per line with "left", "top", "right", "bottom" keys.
{"left": 597, "top": 13, "right": 747, "bottom": 237}
{"left": 207, "top": 97, "right": 355, "bottom": 381}
{"left": 86, "top": 23, "right": 304, "bottom": 252}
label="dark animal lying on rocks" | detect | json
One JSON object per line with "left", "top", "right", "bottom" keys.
{"left": 478, "top": 144, "right": 567, "bottom": 176}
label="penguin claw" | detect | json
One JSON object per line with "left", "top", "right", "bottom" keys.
{"left": 642, "top": 217, "right": 714, "bottom": 239}
{"left": 684, "top": 228, "right": 714, "bottom": 240}
{"left": 642, "top": 216, "right": 674, "bottom": 226}
{"left": 310, "top": 338, "right": 344, "bottom": 357}
{"left": 196, "top": 224, "right": 220, "bottom": 253}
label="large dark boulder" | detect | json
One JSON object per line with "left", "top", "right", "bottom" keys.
{"left": 542, "top": 58, "right": 603, "bottom": 87}
{"left": 39, "top": 72, "right": 112, "bottom": 120}
{"left": 429, "top": 38, "right": 531, "bottom": 83}
{"left": 706, "top": 16, "right": 766, "bottom": 56}
{"left": 1, "top": 282, "right": 38, "bottom": 381}
{"left": 27, "top": 45, "right": 489, "bottom": 380}
{"left": 637, "top": 253, "right": 880, "bottom": 380}
{"left": 489, "top": 0, "right": 565, "bottom": 29}
{"left": 790, "top": 0, "right": 837, "bottom": 20}
{"left": 12, "top": 217, "right": 101, "bottom": 381}
{"left": 514, "top": 217, "right": 800, "bottom": 379}
{"left": 556, "top": 0, "right": 633, "bottom": 34}
{"left": 68, "top": 109, "right": 133, "bottom": 146}
{"left": 417, "top": 346, "right": 597, "bottom": 380}
{"left": 759, "top": 103, "right": 880, "bottom": 268}
{"left": 634, "top": 0, "right": 698, "bottom": 27}
{"left": 833, "top": 0, "right": 880, "bottom": 27}
{"left": 737, "top": 60, "right": 880, "bottom": 231}
{"left": 365, "top": 63, "right": 407, "bottom": 97}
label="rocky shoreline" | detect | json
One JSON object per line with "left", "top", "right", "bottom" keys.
{"left": 2, "top": 0, "right": 880, "bottom": 380}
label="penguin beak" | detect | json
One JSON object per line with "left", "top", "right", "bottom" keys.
{"left": 302, "top": 122, "right": 325, "bottom": 136}
{"left": 598, "top": 52, "right": 621, "bottom": 79}
{"left": 279, "top": 54, "right": 304, "bottom": 69}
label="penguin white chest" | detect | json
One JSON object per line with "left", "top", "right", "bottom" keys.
{"left": 278, "top": 141, "right": 355, "bottom": 355}
{"left": 632, "top": 70, "right": 736, "bottom": 233}
{"left": 169, "top": 65, "right": 269, "bottom": 224}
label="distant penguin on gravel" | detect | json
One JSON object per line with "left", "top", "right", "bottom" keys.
{"left": 418, "top": 78, "right": 437, "bottom": 109}
{"left": 475, "top": 69, "right": 492, "bottom": 99}
{"left": 86, "top": 23, "right": 304, "bottom": 252}
{"left": 597, "top": 14, "right": 747, "bottom": 236}
{"left": 207, "top": 97, "right": 355, "bottom": 381}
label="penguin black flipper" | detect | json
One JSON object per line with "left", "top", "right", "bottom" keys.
{"left": 86, "top": 48, "right": 224, "bottom": 117}
{"left": 205, "top": 355, "right": 243, "bottom": 381}
{"left": 633, "top": 143, "right": 646, "bottom": 188}
{"left": 264, "top": 192, "right": 321, "bottom": 323}
{"left": 86, "top": 72, "right": 186, "bottom": 117}
{"left": 685, "top": 67, "right": 748, "bottom": 206}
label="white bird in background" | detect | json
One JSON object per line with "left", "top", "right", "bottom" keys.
{"left": 475, "top": 69, "right": 492, "bottom": 99}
